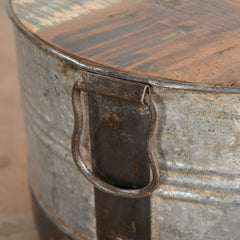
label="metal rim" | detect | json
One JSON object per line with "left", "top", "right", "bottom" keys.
{"left": 71, "top": 82, "right": 161, "bottom": 198}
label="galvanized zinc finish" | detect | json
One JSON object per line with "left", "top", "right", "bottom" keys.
{"left": 14, "top": 27, "right": 240, "bottom": 239}
{"left": 8, "top": 0, "right": 240, "bottom": 239}
{"left": 15, "top": 29, "right": 97, "bottom": 240}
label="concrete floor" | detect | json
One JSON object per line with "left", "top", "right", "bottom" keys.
{"left": 0, "top": 1, "right": 39, "bottom": 239}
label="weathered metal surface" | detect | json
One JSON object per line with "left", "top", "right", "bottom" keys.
{"left": 8, "top": 0, "right": 240, "bottom": 239}
{"left": 31, "top": 190, "right": 72, "bottom": 240}
{"left": 151, "top": 87, "right": 240, "bottom": 239}
{"left": 73, "top": 72, "right": 149, "bottom": 104}
{"left": 14, "top": 27, "right": 97, "bottom": 240}
{"left": 71, "top": 72, "right": 160, "bottom": 238}
{"left": 71, "top": 73, "right": 160, "bottom": 198}
{"left": 88, "top": 90, "right": 151, "bottom": 239}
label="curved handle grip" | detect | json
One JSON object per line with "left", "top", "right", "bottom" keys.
{"left": 71, "top": 80, "right": 160, "bottom": 198}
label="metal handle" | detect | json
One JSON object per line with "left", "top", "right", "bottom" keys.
{"left": 71, "top": 76, "right": 160, "bottom": 198}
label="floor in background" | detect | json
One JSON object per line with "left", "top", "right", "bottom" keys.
{"left": 0, "top": 1, "right": 39, "bottom": 239}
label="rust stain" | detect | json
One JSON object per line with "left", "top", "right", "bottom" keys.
{"left": 105, "top": 113, "right": 121, "bottom": 129}
{"left": 133, "top": 158, "right": 139, "bottom": 175}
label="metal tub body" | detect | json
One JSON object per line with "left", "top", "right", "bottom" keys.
{"left": 8, "top": 0, "right": 240, "bottom": 239}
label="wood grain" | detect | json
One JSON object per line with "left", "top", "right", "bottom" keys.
{"left": 13, "top": 0, "right": 240, "bottom": 86}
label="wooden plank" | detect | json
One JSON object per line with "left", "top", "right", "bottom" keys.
{"left": 88, "top": 93, "right": 151, "bottom": 239}
{"left": 11, "top": 0, "right": 240, "bottom": 83}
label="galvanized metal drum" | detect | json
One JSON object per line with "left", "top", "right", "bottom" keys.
{"left": 7, "top": 0, "right": 240, "bottom": 239}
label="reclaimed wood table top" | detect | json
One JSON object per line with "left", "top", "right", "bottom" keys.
{"left": 10, "top": 0, "right": 240, "bottom": 87}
